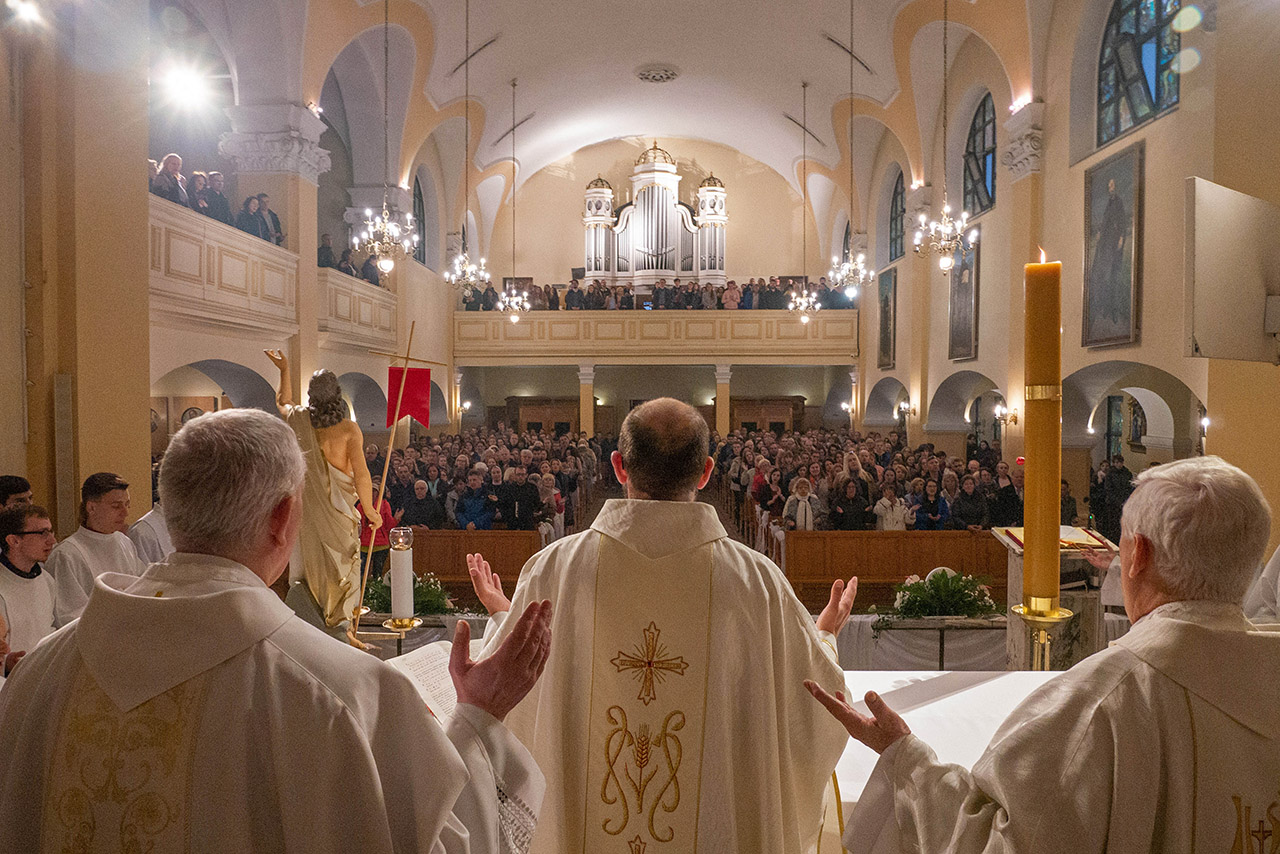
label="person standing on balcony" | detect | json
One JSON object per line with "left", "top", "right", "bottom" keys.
{"left": 317, "top": 234, "right": 336, "bottom": 268}
{"left": 151, "top": 153, "right": 188, "bottom": 206}
{"left": 564, "top": 279, "right": 583, "bottom": 310}
{"left": 361, "top": 254, "right": 381, "bottom": 286}
{"left": 204, "top": 171, "right": 233, "bottom": 225}
{"left": 235, "top": 197, "right": 268, "bottom": 240}
{"left": 256, "top": 194, "right": 285, "bottom": 246}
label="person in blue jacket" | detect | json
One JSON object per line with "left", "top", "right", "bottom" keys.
{"left": 455, "top": 469, "right": 497, "bottom": 530}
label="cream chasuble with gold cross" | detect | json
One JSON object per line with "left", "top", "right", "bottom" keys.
{"left": 481, "top": 499, "right": 850, "bottom": 854}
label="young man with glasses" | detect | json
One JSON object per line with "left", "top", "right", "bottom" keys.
{"left": 0, "top": 505, "right": 57, "bottom": 678}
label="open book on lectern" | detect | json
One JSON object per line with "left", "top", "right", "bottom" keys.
{"left": 387, "top": 643, "right": 458, "bottom": 719}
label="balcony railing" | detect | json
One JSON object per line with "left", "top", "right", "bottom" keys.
{"left": 318, "top": 267, "right": 397, "bottom": 350}
{"left": 148, "top": 196, "right": 298, "bottom": 336}
{"left": 453, "top": 309, "right": 859, "bottom": 365}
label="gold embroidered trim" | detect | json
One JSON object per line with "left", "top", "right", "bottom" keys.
{"left": 1024, "top": 384, "right": 1062, "bottom": 401}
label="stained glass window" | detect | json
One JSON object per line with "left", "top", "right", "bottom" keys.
{"left": 963, "top": 92, "right": 997, "bottom": 215}
{"left": 1097, "top": 0, "right": 1179, "bottom": 145}
{"left": 412, "top": 178, "right": 426, "bottom": 265}
{"left": 889, "top": 170, "right": 905, "bottom": 262}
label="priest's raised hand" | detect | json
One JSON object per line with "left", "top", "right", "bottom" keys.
{"left": 467, "top": 551, "right": 512, "bottom": 615}
{"left": 450, "top": 598, "right": 551, "bottom": 722}
{"left": 803, "top": 682, "right": 911, "bottom": 755}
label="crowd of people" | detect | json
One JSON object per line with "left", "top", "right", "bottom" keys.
{"left": 148, "top": 152, "right": 286, "bottom": 246}
{"left": 714, "top": 427, "right": 1097, "bottom": 534}
{"left": 358, "top": 426, "right": 604, "bottom": 574}
{"left": 463, "top": 275, "right": 861, "bottom": 312}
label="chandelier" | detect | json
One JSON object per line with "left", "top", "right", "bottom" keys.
{"left": 445, "top": 0, "right": 489, "bottom": 292}
{"left": 495, "top": 287, "right": 530, "bottom": 322}
{"left": 788, "top": 286, "right": 823, "bottom": 324}
{"left": 830, "top": 0, "right": 874, "bottom": 300}
{"left": 790, "top": 81, "right": 820, "bottom": 324}
{"left": 913, "top": 0, "right": 977, "bottom": 274}
{"left": 354, "top": 0, "right": 417, "bottom": 276}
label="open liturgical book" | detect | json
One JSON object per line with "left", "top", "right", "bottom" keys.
{"left": 387, "top": 642, "right": 457, "bottom": 719}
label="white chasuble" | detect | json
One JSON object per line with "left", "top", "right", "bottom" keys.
{"left": 844, "top": 601, "right": 1280, "bottom": 854}
{"left": 0, "top": 555, "right": 544, "bottom": 854}
{"left": 482, "top": 499, "right": 849, "bottom": 854}
{"left": 584, "top": 535, "right": 714, "bottom": 852}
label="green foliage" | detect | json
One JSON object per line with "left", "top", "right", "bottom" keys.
{"left": 362, "top": 571, "right": 452, "bottom": 615}
{"left": 872, "top": 571, "right": 1001, "bottom": 637}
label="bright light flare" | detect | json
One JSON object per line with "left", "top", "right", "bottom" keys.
{"left": 7, "top": 0, "right": 42, "bottom": 24}
{"left": 160, "top": 63, "right": 212, "bottom": 109}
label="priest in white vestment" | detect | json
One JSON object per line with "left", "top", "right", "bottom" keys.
{"left": 0, "top": 408, "right": 552, "bottom": 853}
{"left": 0, "top": 504, "right": 58, "bottom": 677}
{"left": 808, "top": 455, "right": 1280, "bottom": 854}
{"left": 46, "top": 471, "right": 145, "bottom": 626}
{"left": 127, "top": 500, "right": 175, "bottom": 565}
{"left": 474, "top": 398, "right": 854, "bottom": 854}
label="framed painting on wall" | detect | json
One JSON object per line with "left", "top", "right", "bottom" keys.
{"left": 948, "top": 229, "right": 980, "bottom": 361}
{"left": 878, "top": 267, "right": 897, "bottom": 370}
{"left": 1083, "top": 141, "right": 1143, "bottom": 347}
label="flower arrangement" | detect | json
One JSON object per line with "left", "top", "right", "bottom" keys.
{"left": 363, "top": 571, "right": 452, "bottom": 615}
{"left": 871, "top": 568, "right": 1001, "bottom": 637}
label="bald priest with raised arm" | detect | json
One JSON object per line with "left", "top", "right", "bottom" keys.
{"left": 808, "top": 455, "right": 1280, "bottom": 854}
{"left": 468, "top": 397, "right": 855, "bottom": 854}
{"left": 0, "top": 408, "right": 553, "bottom": 854}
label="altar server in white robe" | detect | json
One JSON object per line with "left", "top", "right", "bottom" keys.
{"left": 0, "top": 504, "right": 58, "bottom": 678}
{"left": 0, "top": 408, "right": 552, "bottom": 853}
{"left": 808, "top": 455, "right": 1280, "bottom": 854}
{"left": 47, "top": 471, "right": 145, "bottom": 626}
{"left": 473, "top": 398, "right": 854, "bottom": 854}
{"left": 127, "top": 499, "right": 175, "bottom": 565}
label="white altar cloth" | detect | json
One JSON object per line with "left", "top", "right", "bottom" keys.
{"left": 836, "top": 616, "right": 1008, "bottom": 671}
{"left": 834, "top": 670, "right": 1058, "bottom": 819}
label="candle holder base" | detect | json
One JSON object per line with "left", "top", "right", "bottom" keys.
{"left": 1013, "top": 604, "right": 1074, "bottom": 671}
{"left": 383, "top": 617, "right": 423, "bottom": 632}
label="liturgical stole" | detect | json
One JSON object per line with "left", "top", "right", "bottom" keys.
{"left": 581, "top": 534, "right": 714, "bottom": 854}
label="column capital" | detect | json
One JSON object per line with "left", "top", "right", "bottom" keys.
{"left": 849, "top": 365, "right": 859, "bottom": 384}
{"left": 906, "top": 184, "right": 933, "bottom": 228}
{"left": 1001, "top": 101, "right": 1045, "bottom": 183}
{"left": 453, "top": 368, "right": 464, "bottom": 388}
{"left": 577, "top": 365, "right": 595, "bottom": 384}
{"left": 219, "top": 104, "right": 331, "bottom": 186}
{"left": 714, "top": 364, "right": 733, "bottom": 384}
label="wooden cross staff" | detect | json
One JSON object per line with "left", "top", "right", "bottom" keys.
{"left": 350, "top": 322, "right": 451, "bottom": 644}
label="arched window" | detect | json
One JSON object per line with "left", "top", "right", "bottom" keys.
{"left": 1097, "top": 0, "right": 1180, "bottom": 146}
{"left": 888, "top": 171, "right": 905, "bottom": 262}
{"left": 842, "top": 221, "right": 852, "bottom": 264}
{"left": 963, "top": 93, "right": 996, "bottom": 215}
{"left": 412, "top": 178, "right": 426, "bottom": 265}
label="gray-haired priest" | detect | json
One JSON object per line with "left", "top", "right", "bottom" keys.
{"left": 0, "top": 409, "right": 553, "bottom": 853}
{"left": 808, "top": 455, "right": 1280, "bottom": 853}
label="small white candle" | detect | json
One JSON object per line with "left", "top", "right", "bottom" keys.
{"left": 389, "top": 526, "right": 414, "bottom": 621}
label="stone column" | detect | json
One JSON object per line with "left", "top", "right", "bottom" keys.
{"left": 848, "top": 366, "right": 859, "bottom": 428}
{"left": 998, "top": 101, "right": 1046, "bottom": 462}
{"left": 20, "top": 0, "right": 153, "bottom": 527}
{"left": 220, "top": 104, "right": 330, "bottom": 391}
{"left": 578, "top": 365, "right": 596, "bottom": 437}
{"left": 904, "top": 184, "right": 935, "bottom": 440}
{"left": 452, "top": 368, "right": 464, "bottom": 431}
{"left": 714, "top": 365, "right": 732, "bottom": 435}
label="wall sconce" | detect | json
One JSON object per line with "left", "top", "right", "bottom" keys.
{"left": 306, "top": 101, "right": 323, "bottom": 116}
{"left": 897, "top": 400, "right": 917, "bottom": 418}
{"left": 1200, "top": 415, "right": 1210, "bottom": 432}
{"left": 840, "top": 402, "right": 851, "bottom": 412}
{"left": 994, "top": 404, "right": 1018, "bottom": 425}
{"left": 461, "top": 400, "right": 472, "bottom": 412}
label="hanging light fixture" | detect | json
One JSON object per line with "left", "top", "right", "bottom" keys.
{"left": 495, "top": 78, "right": 530, "bottom": 323}
{"left": 444, "top": 0, "right": 490, "bottom": 291}
{"left": 790, "top": 81, "right": 822, "bottom": 325}
{"left": 829, "top": 0, "right": 873, "bottom": 300}
{"left": 913, "top": 0, "right": 977, "bottom": 274}
{"left": 354, "top": 0, "right": 418, "bottom": 276}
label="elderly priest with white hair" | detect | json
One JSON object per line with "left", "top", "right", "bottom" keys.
{"left": 808, "top": 455, "right": 1280, "bottom": 853}
{"left": 0, "top": 408, "right": 553, "bottom": 853}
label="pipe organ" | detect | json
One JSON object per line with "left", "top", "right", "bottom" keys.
{"left": 582, "top": 142, "right": 728, "bottom": 289}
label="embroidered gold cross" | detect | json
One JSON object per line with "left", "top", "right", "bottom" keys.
{"left": 612, "top": 622, "right": 688, "bottom": 706}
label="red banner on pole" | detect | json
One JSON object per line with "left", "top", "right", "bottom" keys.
{"left": 387, "top": 367, "right": 432, "bottom": 428}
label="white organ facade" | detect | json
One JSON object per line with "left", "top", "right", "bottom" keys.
{"left": 582, "top": 143, "right": 727, "bottom": 289}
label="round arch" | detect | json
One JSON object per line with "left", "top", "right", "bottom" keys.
{"left": 1063, "top": 360, "right": 1203, "bottom": 460}
{"left": 338, "top": 372, "right": 388, "bottom": 432}
{"left": 926, "top": 370, "right": 1003, "bottom": 432}
{"left": 865, "top": 376, "right": 909, "bottom": 427}
{"left": 151, "top": 359, "right": 277, "bottom": 412}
